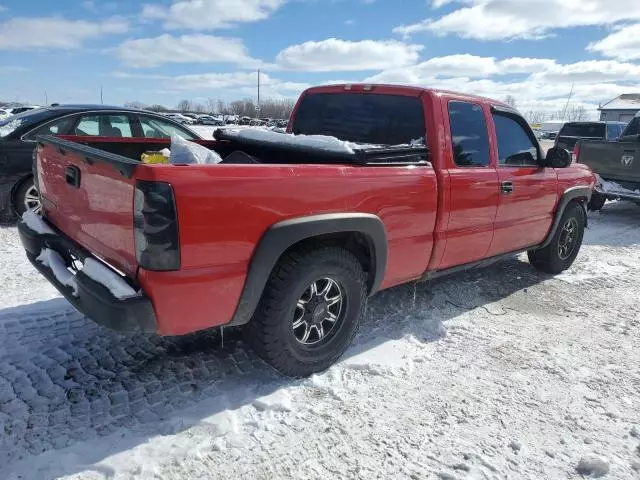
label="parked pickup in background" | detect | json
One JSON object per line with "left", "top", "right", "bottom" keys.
{"left": 555, "top": 120, "right": 627, "bottom": 153}
{"left": 19, "top": 84, "right": 595, "bottom": 377}
{"left": 574, "top": 112, "right": 640, "bottom": 211}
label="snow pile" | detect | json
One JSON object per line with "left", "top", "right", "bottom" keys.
{"left": 22, "top": 210, "right": 55, "bottom": 235}
{"left": 221, "top": 127, "right": 360, "bottom": 154}
{"left": 576, "top": 455, "right": 610, "bottom": 477}
{"left": 0, "top": 119, "right": 23, "bottom": 137}
{"left": 82, "top": 258, "right": 138, "bottom": 299}
{"left": 35, "top": 249, "right": 77, "bottom": 295}
{"left": 219, "top": 127, "right": 424, "bottom": 154}
{"left": 596, "top": 175, "right": 640, "bottom": 198}
{"left": 252, "top": 391, "right": 293, "bottom": 413}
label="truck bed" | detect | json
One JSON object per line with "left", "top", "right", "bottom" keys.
{"left": 577, "top": 138, "right": 640, "bottom": 184}
{"left": 33, "top": 134, "right": 438, "bottom": 334}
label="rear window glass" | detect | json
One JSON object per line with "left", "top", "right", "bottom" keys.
{"left": 0, "top": 109, "right": 57, "bottom": 137}
{"left": 291, "top": 92, "right": 426, "bottom": 146}
{"left": 559, "top": 123, "right": 606, "bottom": 138}
{"left": 621, "top": 117, "right": 639, "bottom": 137}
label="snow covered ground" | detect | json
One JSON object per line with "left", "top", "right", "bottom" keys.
{"left": 1, "top": 202, "right": 639, "bottom": 479}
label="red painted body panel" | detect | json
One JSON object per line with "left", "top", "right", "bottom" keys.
{"left": 34, "top": 84, "right": 597, "bottom": 337}
{"left": 37, "top": 144, "right": 138, "bottom": 276}
{"left": 489, "top": 167, "right": 558, "bottom": 256}
{"left": 135, "top": 164, "right": 438, "bottom": 334}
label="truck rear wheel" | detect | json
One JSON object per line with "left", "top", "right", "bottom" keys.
{"left": 528, "top": 202, "right": 585, "bottom": 274}
{"left": 245, "top": 247, "right": 367, "bottom": 377}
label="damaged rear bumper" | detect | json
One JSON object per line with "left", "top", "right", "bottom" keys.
{"left": 18, "top": 216, "right": 158, "bottom": 332}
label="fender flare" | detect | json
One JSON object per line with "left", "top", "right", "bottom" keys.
{"left": 227, "top": 213, "right": 388, "bottom": 327}
{"left": 538, "top": 186, "right": 592, "bottom": 250}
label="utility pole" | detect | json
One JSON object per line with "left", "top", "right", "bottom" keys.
{"left": 100, "top": 85, "right": 103, "bottom": 105}
{"left": 44, "top": 91, "right": 48, "bottom": 105}
{"left": 257, "top": 69, "right": 261, "bottom": 117}
{"left": 561, "top": 84, "right": 574, "bottom": 121}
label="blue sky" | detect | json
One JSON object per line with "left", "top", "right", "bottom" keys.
{"left": 1, "top": 0, "right": 640, "bottom": 117}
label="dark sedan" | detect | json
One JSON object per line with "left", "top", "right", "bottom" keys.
{"left": 0, "top": 104, "right": 201, "bottom": 221}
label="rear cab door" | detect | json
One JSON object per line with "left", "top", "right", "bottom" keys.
{"left": 437, "top": 95, "right": 500, "bottom": 269}
{"left": 486, "top": 107, "right": 558, "bottom": 256}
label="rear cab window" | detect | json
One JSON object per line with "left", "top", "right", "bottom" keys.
{"left": 558, "top": 123, "right": 606, "bottom": 138}
{"left": 290, "top": 92, "right": 426, "bottom": 146}
{"left": 447, "top": 101, "right": 490, "bottom": 167}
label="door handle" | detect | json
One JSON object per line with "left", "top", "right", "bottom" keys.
{"left": 65, "top": 165, "right": 81, "bottom": 188}
{"left": 500, "top": 181, "right": 514, "bottom": 194}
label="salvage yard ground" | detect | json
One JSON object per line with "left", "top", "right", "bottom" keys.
{"left": 1, "top": 202, "right": 639, "bottom": 479}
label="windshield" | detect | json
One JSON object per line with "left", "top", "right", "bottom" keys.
{"left": 291, "top": 92, "right": 426, "bottom": 146}
{"left": 0, "top": 108, "right": 56, "bottom": 138}
{"left": 558, "top": 123, "right": 606, "bottom": 138}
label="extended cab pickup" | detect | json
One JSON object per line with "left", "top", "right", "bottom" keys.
{"left": 574, "top": 112, "right": 640, "bottom": 211}
{"left": 18, "top": 84, "right": 595, "bottom": 377}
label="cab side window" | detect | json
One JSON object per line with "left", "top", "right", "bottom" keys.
{"left": 492, "top": 113, "right": 539, "bottom": 166}
{"left": 448, "top": 101, "right": 490, "bottom": 167}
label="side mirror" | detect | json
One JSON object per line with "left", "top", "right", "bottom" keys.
{"left": 544, "top": 146, "right": 571, "bottom": 168}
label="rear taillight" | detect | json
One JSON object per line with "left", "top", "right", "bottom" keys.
{"left": 572, "top": 142, "right": 581, "bottom": 163}
{"left": 134, "top": 180, "right": 180, "bottom": 271}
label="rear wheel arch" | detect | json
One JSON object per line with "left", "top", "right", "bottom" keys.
{"left": 228, "top": 213, "right": 388, "bottom": 327}
{"left": 539, "top": 186, "right": 590, "bottom": 250}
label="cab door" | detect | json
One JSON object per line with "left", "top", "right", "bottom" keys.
{"left": 486, "top": 109, "right": 558, "bottom": 256}
{"left": 438, "top": 99, "right": 500, "bottom": 269}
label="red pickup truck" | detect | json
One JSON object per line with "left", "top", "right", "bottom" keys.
{"left": 18, "top": 84, "right": 595, "bottom": 377}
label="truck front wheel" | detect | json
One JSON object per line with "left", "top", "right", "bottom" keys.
{"left": 528, "top": 202, "right": 585, "bottom": 274}
{"left": 246, "top": 247, "right": 367, "bottom": 377}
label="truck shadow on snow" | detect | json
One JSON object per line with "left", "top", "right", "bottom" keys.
{"left": 1, "top": 257, "right": 551, "bottom": 477}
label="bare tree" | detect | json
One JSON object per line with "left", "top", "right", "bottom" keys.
{"left": 565, "top": 105, "right": 588, "bottom": 122}
{"left": 524, "top": 110, "right": 549, "bottom": 124}
{"left": 193, "top": 103, "right": 206, "bottom": 113}
{"left": 216, "top": 99, "right": 228, "bottom": 115}
{"left": 504, "top": 95, "right": 517, "bottom": 108}
{"left": 124, "top": 101, "right": 147, "bottom": 110}
{"left": 176, "top": 100, "right": 192, "bottom": 112}
{"left": 147, "top": 104, "right": 168, "bottom": 112}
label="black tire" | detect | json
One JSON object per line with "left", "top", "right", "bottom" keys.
{"left": 528, "top": 202, "right": 585, "bottom": 274}
{"left": 245, "top": 246, "right": 367, "bottom": 377}
{"left": 13, "top": 178, "right": 40, "bottom": 216}
{"left": 587, "top": 192, "right": 606, "bottom": 212}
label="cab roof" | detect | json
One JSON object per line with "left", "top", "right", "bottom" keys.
{"left": 303, "top": 83, "right": 514, "bottom": 110}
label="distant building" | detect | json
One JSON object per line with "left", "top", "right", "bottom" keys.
{"left": 598, "top": 94, "right": 640, "bottom": 122}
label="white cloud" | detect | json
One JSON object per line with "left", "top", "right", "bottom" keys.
{"left": 0, "top": 17, "right": 129, "bottom": 50}
{"left": 359, "top": 54, "right": 557, "bottom": 80}
{"left": 275, "top": 38, "right": 423, "bottom": 72}
{"left": 116, "top": 34, "right": 262, "bottom": 68}
{"left": 364, "top": 55, "right": 640, "bottom": 118}
{"left": 0, "top": 66, "right": 27, "bottom": 74}
{"left": 531, "top": 60, "right": 640, "bottom": 83}
{"left": 114, "top": 70, "right": 309, "bottom": 99}
{"left": 587, "top": 23, "right": 640, "bottom": 61}
{"left": 142, "top": 0, "right": 286, "bottom": 30}
{"left": 394, "top": 0, "right": 640, "bottom": 40}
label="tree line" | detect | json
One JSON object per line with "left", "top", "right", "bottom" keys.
{"left": 124, "top": 97, "right": 297, "bottom": 120}
{"left": 504, "top": 95, "right": 590, "bottom": 123}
